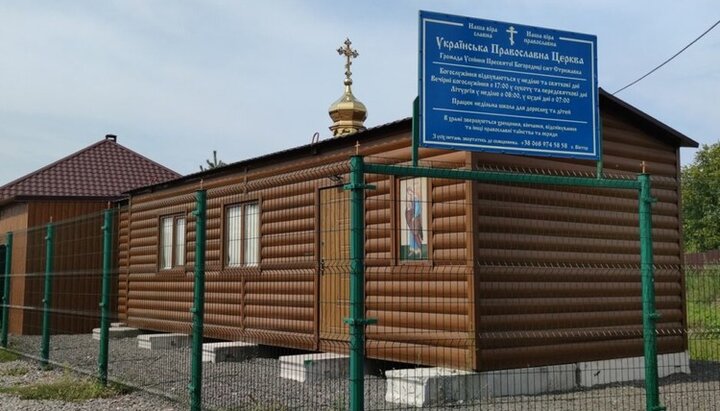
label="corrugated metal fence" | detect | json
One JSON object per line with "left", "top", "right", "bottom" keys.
{"left": 685, "top": 249, "right": 720, "bottom": 267}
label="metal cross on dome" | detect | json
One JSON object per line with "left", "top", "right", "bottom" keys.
{"left": 337, "top": 38, "right": 359, "bottom": 84}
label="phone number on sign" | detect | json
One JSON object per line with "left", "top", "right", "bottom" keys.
{"left": 521, "top": 140, "right": 568, "bottom": 149}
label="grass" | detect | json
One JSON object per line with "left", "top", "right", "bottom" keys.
{"left": 0, "top": 349, "right": 18, "bottom": 363}
{"left": 0, "top": 375, "right": 132, "bottom": 402}
{"left": 688, "top": 339, "right": 720, "bottom": 361}
{"left": 685, "top": 266, "right": 720, "bottom": 360}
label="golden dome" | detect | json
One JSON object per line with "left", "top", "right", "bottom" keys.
{"left": 329, "top": 38, "right": 367, "bottom": 137}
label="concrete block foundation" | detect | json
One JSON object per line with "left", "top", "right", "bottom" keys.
{"left": 385, "top": 352, "right": 690, "bottom": 406}
{"left": 279, "top": 353, "right": 349, "bottom": 383}
{"left": 385, "top": 367, "right": 484, "bottom": 407}
{"left": 481, "top": 363, "right": 577, "bottom": 397}
{"left": 137, "top": 333, "right": 191, "bottom": 350}
{"left": 202, "top": 341, "right": 258, "bottom": 363}
{"left": 578, "top": 351, "right": 690, "bottom": 387}
{"left": 92, "top": 326, "right": 141, "bottom": 340}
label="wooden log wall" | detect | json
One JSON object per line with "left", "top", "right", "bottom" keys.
{"left": 120, "top": 130, "right": 475, "bottom": 369}
{"left": 363, "top": 147, "right": 475, "bottom": 369}
{"left": 473, "top": 109, "right": 686, "bottom": 370}
{"left": 120, "top": 107, "right": 688, "bottom": 372}
{"left": 118, "top": 206, "right": 129, "bottom": 322}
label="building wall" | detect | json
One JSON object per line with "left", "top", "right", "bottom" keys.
{"left": 118, "top": 206, "right": 130, "bottom": 322}
{"left": 121, "top": 131, "right": 477, "bottom": 369}
{"left": 20, "top": 200, "right": 107, "bottom": 334}
{"left": 0, "top": 202, "right": 29, "bottom": 334}
{"left": 472, "top": 109, "right": 685, "bottom": 370}
{"left": 121, "top": 109, "right": 687, "bottom": 372}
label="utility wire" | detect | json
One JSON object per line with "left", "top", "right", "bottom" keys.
{"left": 613, "top": 19, "right": 720, "bottom": 95}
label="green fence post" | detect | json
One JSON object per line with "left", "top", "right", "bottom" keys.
{"left": 596, "top": 119, "right": 604, "bottom": 179}
{"left": 98, "top": 209, "right": 113, "bottom": 385}
{"left": 412, "top": 96, "right": 419, "bottom": 167}
{"left": 1, "top": 232, "right": 13, "bottom": 348}
{"left": 344, "top": 156, "right": 376, "bottom": 411}
{"left": 638, "top": 173, "right": 665, "bottom": 411}
{"left": 40, "top": 222, "right": 54, "bottom": 368}
{"left": 189, "top": 189, "right": 207, "bottom": 411}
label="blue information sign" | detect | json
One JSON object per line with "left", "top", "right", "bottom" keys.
{"left": 419, "top": 11, "right": 599, "bottom": 160}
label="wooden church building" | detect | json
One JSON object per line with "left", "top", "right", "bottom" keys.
{"left": 118, "top": 43, "right": 697, "bottom": 372}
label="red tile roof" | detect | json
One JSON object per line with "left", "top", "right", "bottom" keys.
{"left": 0, "top": 137, "right": 180, "bottom": 199}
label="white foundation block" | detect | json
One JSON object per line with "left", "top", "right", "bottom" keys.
{"left": 92, "top": 326, "right": 141, "bottom": 340}
{"left": 279, "top": 353, "right": 349, "bottom": 383}
{"left": 202, "top": 341, "right": 258, "bottom": 363}
{"left": 578, "top": 351, "right": 690, "bottom": 387}
{"left": 137, "top": 333, "right": 191, "bottom": 350}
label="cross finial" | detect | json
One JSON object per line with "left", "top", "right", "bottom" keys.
{"left": 337, "top": 38, "right": 359, "bottom": 86}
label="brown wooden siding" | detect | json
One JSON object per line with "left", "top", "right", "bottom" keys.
{"left": 0, "top": 203, "right": 29, "bottom": 334}
{"left": 364, "top": 149, "right": 474, "bottom": 369}
{"left": 122, "top": 107, "right": 687, "bottom": 372}
{"left": 20, "top": 200, "right": 108, "bottom": 334}
{"left": 472, "top": 110, "right": 685, "bottom": 370}
{"left": 118, "top": 206, "right": 130, "bottom": 321}
{"left": 123, "top": 132, "right": 476, "bottom": 368}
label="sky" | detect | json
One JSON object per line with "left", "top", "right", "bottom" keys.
{"left": 0, "top": 1, "right": 718, "bottom": 183}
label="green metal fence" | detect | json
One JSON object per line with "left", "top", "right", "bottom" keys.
{"left": 0, "top": 157, "right": 716, "bottom": 410}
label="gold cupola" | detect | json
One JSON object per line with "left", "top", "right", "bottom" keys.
{"left": 329, "top": 38, "right": 367, "bottom": 137}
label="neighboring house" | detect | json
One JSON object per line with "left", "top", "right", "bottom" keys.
{"left": 118, "top": 89, "right": 697, "bottom": 372}
{"left": 0, "top": 135, "right": 180, "bottom": 335}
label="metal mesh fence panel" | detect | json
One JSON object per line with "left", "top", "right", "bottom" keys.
{"left": 0, "top": 155, "right": 716, "bottom": 410}
{"left": 5, "top": 210, "right": 107, "bottom": 374}
{"left": 113, "top": 196, "right": 193, "bottom": 406}
{"left": 360, "top": 156, "right": 685, "bottom": 411}
{"left": 657, "top": 261, "right": 720, "bottom": 409}
{"left": 189, "top": 161, "right": 354, "bottom": 410}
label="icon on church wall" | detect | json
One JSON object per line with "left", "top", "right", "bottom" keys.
{"left": 400, "top": 177, "right": 429, "bottom": 261}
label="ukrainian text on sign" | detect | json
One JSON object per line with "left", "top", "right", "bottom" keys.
{"left": 419, "top": 11, "right": 599, "bottom": 159}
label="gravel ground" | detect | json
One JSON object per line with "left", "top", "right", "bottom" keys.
{"left": 5, "top": 334, "right": 720, "bottom": 410}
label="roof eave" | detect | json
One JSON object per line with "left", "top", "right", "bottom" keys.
{"left": 128, "top": 90, "right": 699, "bottom": 196}
{"left": 599, "top": 88, "right": 698, "bottom": 148}
{"left": 0, "top": 194, "right": 126, "bottom": 208}
{"left": 127, "top": 118, "right": 412, "bottom": 196}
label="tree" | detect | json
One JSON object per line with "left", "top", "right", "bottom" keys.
{"left": 199, "top": 150, "right": 226, "bottom": 171}
{"left": 682, "top": 142, "right": 720, "bottom": 252}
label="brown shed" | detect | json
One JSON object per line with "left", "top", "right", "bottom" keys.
{"left": 119, "top": 89, "right": 697, "bottom": 371}
{"left": 0, "top": 135, "right": 179, "bottom": 335}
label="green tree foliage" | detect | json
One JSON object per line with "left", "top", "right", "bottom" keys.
{"left": 682, "top": 142, "right": 720, "bottom": 252}
{"left": 199, "top": 150, "right": 226, "bottom": 171}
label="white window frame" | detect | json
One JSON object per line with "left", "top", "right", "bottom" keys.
{"left": 224, "top": 202, "right": 260, "bottom": 268}
{"left": 159, "top": 214, "right": 186, "bottom": 270}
